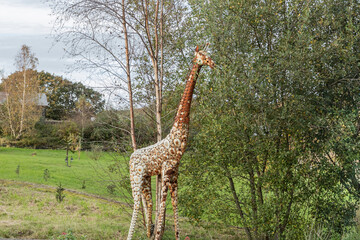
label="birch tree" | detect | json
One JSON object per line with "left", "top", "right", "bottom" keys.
{"left": 0, "top": 45, "right": 41, "bottom": 140}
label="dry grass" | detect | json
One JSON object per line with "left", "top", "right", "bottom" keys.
{"left": 0, "top": 181, "right": 129, "bottom": 239}
{"left": 0, "top": 180, "right": 245, "bottom": 240}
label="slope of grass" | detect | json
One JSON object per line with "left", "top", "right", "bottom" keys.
{"left": 0, "top": 180, "right": 244, "bottom": 240}
{"left": 0, "top": 180, "right": 131, "bottom": 239}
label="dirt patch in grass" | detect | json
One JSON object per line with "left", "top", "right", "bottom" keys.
{"left": 16, "top": 229, "right": 34, "bottom": 237}
{"left": 0, "top": 220, "right": 22, "bottom": 227}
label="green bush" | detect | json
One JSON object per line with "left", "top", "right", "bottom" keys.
{"left": 179, "top": 0, "right": 360, "bottom": 239}
{"left": 342, "top": 228, "right": 360, "bottom": 240}
{"left": 14, "top": 120, "right": 63, "bottom": 149}
{"left": 55, "top": 183, "right": 65, "bottom": 203}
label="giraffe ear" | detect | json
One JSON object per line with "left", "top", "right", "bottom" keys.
{"left": 195, "top": 45, "right": 199, "bottom": 52}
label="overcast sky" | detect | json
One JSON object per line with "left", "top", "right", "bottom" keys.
{"left": 0, "top": 0, "right": 86, "bottom": 82}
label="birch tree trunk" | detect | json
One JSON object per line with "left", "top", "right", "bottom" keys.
{"left": 156, "top": 0, "right": 165, "bottom": 235}
{"left": 3, "top": 81, "right": 16, "bottom": 138}
{"left": 122, "top": 0, "right": 137, "bottom": 151}
{"left": 18, "top": 68, "right": 27, "bottom": 140}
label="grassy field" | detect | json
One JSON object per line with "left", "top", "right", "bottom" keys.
{"left": 0, "top": 147, "right": 244, "bottom": 240}
{"left": 0, "top": 147, "right": 126, "bottom": 198}
{"left": 0, "top": 180, "right": 129, "bottom": 239}
{"left": 1, "top": 147, "right": 360, "bottom": 239}
{"left": 0, "top": 180, "right": 243, "bottom": 240}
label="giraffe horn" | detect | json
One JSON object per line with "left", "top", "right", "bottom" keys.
{"left": 206, "top": 43, "right": 211, "bottom": 51}
{"left": 202, "top": 42, "right": 209, "bottom": 51}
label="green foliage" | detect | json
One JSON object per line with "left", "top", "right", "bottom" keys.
{"left": 88, "top": 144, "right": 103, "bottom": 161}
{"left": 37, "top": 71, "right": 104, "bottom": 120}
{"left": 342, "top": 228, "right": 360, "bottom": 240}
{"left": 55, "top": 230, "right": 75, "bottom": 240}
{"left": 17, "top": 120, "right": 62, "bottom": 148}
{"left": 81, "top": 180, "right": 86, "bottom": 189}
{"left": 58, "top": 121, "right": 79, "bottom": 152}
{"left": 56, "top": 183, "right": 65, "bottom": 203}
{"left": 15, "top": 165, "right": 20, "bottom": 177}
{"left": 106, "top": 184, "right": 116, "bottom": 195}
{"left": 1, "top": 70, "right": 105, "bottom": 148}
{"left": 43, "top": 168, "right": 50, "bottom": 181}
{"left": 54, "top": 229, "right": 86, "bottom": 240}
{"left": 89, "top": 109, "right": 155, "bottom": 150}
{"left": 304, "top": 224, "right": 336, "bottom": 240}
{"left": 179, "top": 0, "right": 360, "bottom": 239}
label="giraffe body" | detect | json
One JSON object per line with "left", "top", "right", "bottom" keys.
{"left": 127, "top": 45, "right": 214, "bottom": 240}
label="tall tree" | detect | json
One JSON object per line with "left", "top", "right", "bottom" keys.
{"left": 74, "top": 95, "right": 94, "bottom": 158}
{"left": 0, "top": 45, "right": 41, "bottom": 140}
{"left": 180, "top": 0, "right": 360, "bottom": 239}
{"left": 49, "top": 0, "right": 138, "bottom": 149}
{"left": 122, "top": 0, "right": 137, "bottom": 150}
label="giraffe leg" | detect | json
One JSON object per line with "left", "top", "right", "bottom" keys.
{"left": 127, "top": 186, "right": 141, "bottom": 240}
{"left": 169, "top": 177, "right": 180, "bottom": 240}
{"left": 154, "top": 171, "right": 171, "bottom": 240}
{"left": 127, "top": 168, "right": 144, "bottom": 240}
{"left": 141, "top": 176, "right": 154, "bottom": 238}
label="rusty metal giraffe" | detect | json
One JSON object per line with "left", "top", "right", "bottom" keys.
{"left": 126, "top": 45, "right": 215, "bottom": 240}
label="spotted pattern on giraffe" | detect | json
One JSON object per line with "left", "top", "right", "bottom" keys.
{"left": 130, "top": 125, "right": 189, "bottom": 174}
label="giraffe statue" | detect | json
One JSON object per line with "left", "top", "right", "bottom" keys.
{"left": 127, "top": 45, "right": 215, "bottom": 240}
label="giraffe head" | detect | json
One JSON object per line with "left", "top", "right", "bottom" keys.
{"left": 194, "top": 44, "right": 215, "bottom": 69}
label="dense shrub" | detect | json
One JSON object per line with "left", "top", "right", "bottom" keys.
{"left": 179, "top": 0, "right": 360, "bottom": 239}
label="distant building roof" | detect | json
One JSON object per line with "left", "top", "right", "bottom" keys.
{"left": 38, "top": 93, "right": 48, "bottom": 106}
{"left": 0, "top": 92, "right": 48, "bottom": 106}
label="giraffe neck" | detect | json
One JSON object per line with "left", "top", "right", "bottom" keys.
{"left": 172, "top": 63, "right": 202, "bottom": 131}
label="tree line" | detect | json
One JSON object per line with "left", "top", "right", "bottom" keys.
{"left": 0, "top": 45, "right": 156, "bottom": 150}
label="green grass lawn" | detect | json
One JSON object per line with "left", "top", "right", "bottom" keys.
{"left": 0, "top": 147, "right": 245, "bottom": 239}
{"left": 0, "top": 147, "right": 128, "bottom": 198}
{"left": 2, "top": 147, "right": 360, "bottom": 240}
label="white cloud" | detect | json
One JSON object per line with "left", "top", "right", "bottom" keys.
{"left": 0, "top": 0, "right": 107, "bottom": 94}
{"left": 0, "top": 1, "right": 70, "bottom": 78}
{"left": 0, "top": 1, "right": 53, "bottom": 35}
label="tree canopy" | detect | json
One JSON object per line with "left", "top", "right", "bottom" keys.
{"left": 179, "top": 0, "right": 360, "bottom": 239}
{"left": 38, "top": 71, "right": 105, "bottom": 120}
